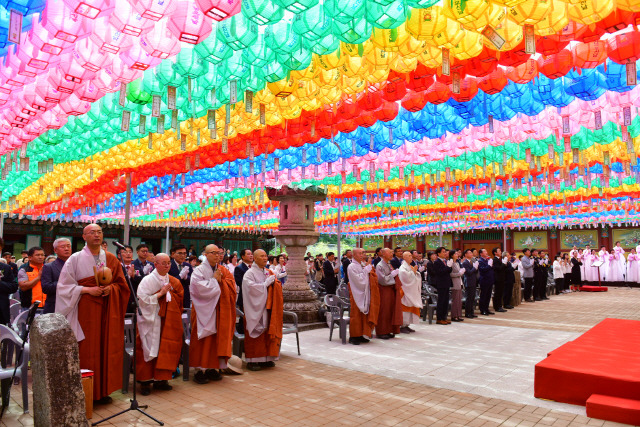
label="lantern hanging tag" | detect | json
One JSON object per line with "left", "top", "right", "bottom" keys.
{"left": 488, "top": 115, "right": 494, "bottom": 133}
{"left": 139, "top": 114, "right": 146, "bottom": 134}
{"left": 627, "top": 63, "right": 637, "bottom": 86}
{"left": 564, "top": 136, "right": 571, "bottom": 153}
{"left": 171, "top": 110, "right": 178, "bottom": 129}
{"left": 119, "top": 83, "right": 127, "bottom": 107}
{"left": 222, "top": 138, "right": 228, "bottom": 153}
{"left": 229, "top": 80, "right": 237, "bottom": 104}
{"left": 157, "top": 115, "right": 165, "bottom": 134}
{"left": 260, "top": 104, "right": 266, "bottom": 125}
{"left": 623, "top": 106, "right": 632, "bottom": 126}
{"left": 152, "top": 95, "right": 161, "bottom": 117}
{"left": 524, "top": 25, "right": 535, "bottom": 54}
{"left": 167, "top": 86, "right": 176, "bottom": 110}
{"left": 121, "top": 110, "right": 130, "bottom": 131}
{"left": 594, "top": 110, "right": 602, "bottom": 129}
{"left": 441, "top": 48, "right": 450, "bottom": 76}
{"left": 482, "top": 26, "right": 505, "bottom": 50}
{"left": 452, "top": 72, "right": 460, "bottom": 94}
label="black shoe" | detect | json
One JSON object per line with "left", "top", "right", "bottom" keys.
{"left": 359, "top": 336, "right": 370, "bottom": 343}
{"left": 496, "top": 308, "right": 507, "bottom": 313}
{"left": 487, "top": 311, "right": 495, "bottom": 315}
{"left": 205, "top": 369, "right": 222, "bottom": 381}
{"left": 542, "top": 297, "right": 550, "bottom": 300}
{"left": 465, "top": 314, "right": 475, "bottom": 318}
{"left": 153, "top": 380, "right": 172, "bottom": 391}
{"left": 377, "top": 334, "right": 392, "bottom": 340}
{"left": 389, "top": 333, "right": 395, "bottom": 338}
{"left": 505, "top": 305, "right": 515, "bottom": 309}
{"left": 534, "top": 298, "right": 542, "bottom": 301}
{"left": 406, "top": 327, "right": 415, "bottom": 332}
{"left": 452, "top": 318, "right": 463, "bottom": 322}
{"left": 481, "top": 312, "right": 490, "bottom": 316}
{"left": 262, "top": 361, "right": 275, "bottom": 368}
{"left": 400, "top": 326, "right": 412, "bottom": 334}
{"left": 247, "top": 363, "right": 262, "bottom": 371}
{"left": 525, "top": 299, "right": 535, "bottom": 302}
{"left": 94, "top": 396, "right": 113, "bottom": 405}
{"left": 140, "top": 382, "right": 152, "bottom": 396}
{"left": 194, "top": 370, "right": 210, "bottom": 383}
{"left": 348, "top": 337, "right": 361, "bottom": 345}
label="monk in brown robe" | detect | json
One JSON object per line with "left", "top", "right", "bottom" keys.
{"left": 347, "top": 248, "right": 380, "bottom": 345}
{"left": 189, "top": 244, "right": 237, "bottom": 383}
{"left": 375, "top": 248, "right": 404, "bottom": 339}
{"left": 242, "top": 249, "right": 283, "bottom": 371}
{"left": 135, "top": 253, "right": 184, "bottom": 395}
{"left": 56, "top": 224, "right": 130, "bottom": 404}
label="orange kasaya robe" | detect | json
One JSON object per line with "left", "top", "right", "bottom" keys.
{"left": 244, "top": 278, "right": 283, "bottom": 359}
{"left": 190, "top": 266, "right": 237, "bottom": 369}
{"left": 136, "top": 275, "right": 184, "bottom": 381}
{"left": 77, "top": 252, "right": 130, "bottom": 400}
{"left": 399, "top": 287, "right": 421, "bottom": 317}
{"left": 375, "top": 276, "right": 404, "bottom": 335}
{"left": 348, "top": 269, "right": 381, "bottom": 338}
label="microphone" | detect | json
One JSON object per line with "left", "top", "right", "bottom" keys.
{"left": 113, "top": 241, "right": 126, "bottom": 250}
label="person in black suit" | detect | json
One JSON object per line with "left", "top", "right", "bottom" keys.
{"left": 478, "top": 249, "right": 495, "bottom": 316}
{"left": 168, "top": 243, "right": 193, "bottom": 309}
{"left": 492, "top": 247, "right": 508, "bottom": 313}
{"left": 342, "top": 250, "right": 353, "bottom": 284}
{"left": 2, "top": 252, "right": 18, "bottom": 278}
{"left": 234, "top": 249, "right": 253, "bottom": 311}
{"left": 390, "top": 247, "right": 403, "bottom": 270}
{"left": 323, "top": 252, "right": 339, "bottom": 295}
{"left": 503, "top": 252, "right": 516, "bottom": 309}
{"left": 372, "top": 247, "right": 382, "bottom": 267}
{"left": 432, "top": 247, "right": 452, "bottom": 325}
{"left": 461, "top": 249, "right": 478, "bottom": 318}
{"left": 571, "top": 252, "right": 583, "bottom": 289}
{"left": 0, "top": 238, "right": 18, "bottom": 325}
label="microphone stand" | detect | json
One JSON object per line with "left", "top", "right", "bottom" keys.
{"left": 92, "top": 266, "right": 163, "bottom": 426}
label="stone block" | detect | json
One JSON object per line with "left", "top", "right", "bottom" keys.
{"left": 31, "top": 313, "right": 90, "bottom": 427}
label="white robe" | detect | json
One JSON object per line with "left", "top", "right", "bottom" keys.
{"left": 598, "top": 251, "right": 610, "bottom": 281}
{"left": 626, "top": 254, "right": 640, "bottom": 283}
{"left": 581, "top": 249, "right": 591, "bottom": 281}
{"left": 613, "top": 246, "right": 626, "bottom": 281}
{"left": 190, "top": 259, "right": 222, "bottom": 340}
{"left": 398, "top": 261, "right": 422, "bottom": 325}
{"left": 347, "top": 262, "right": 371, "bottom": 315}
{"left": 55, "top": 246, "right": 107, "bottom": 342}
{"left": 242, "top": 264, "right": 278, "bottom": 363}
{"left": 137, "top": 270, "right": 171, "bottom": 362}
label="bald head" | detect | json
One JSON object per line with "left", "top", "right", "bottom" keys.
{"left": 155, "top": 253, "right": 171, "bottom": 275}
{"left": 253, "top": 249, "right": 267, "bottom": 268}
{"left": 352, "top": 248, "right": 365, "bottom": 263}
{"left": 82, "top": 223, "right": 103, "bottom": 251}
{"left": 402, "top": 251, "right": 413, "bottom": 263}
{"left": 204, "top": 244, "right": 221, "bottom": 266}
{"left": 381, "top": 248, "right": 393, "bottom": 261}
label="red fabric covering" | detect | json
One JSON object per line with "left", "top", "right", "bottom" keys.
{"left": 535, "top": 319, "right": 640, "bottom": 406}
{"left": 586, "top": 394, "right": 640, "bottom": 425}
{"left": 579, "top": 286, "right": 608, "bottom": 292}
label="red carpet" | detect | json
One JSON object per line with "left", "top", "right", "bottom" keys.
{"left": 587, "top": 395, "right": 640, "bottom": 425}
{"left": 535, "top": 319, "right": 640, "bottom": 424}
{"left": 579, "top": 285, "right": 608, "bottom": 292}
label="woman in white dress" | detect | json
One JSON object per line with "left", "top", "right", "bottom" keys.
{"left": 581, "top": 246, "right": 591, "bottom": 281}
{"left": 612, "top": 242, "right": 626, "bottom": 283}
{"left": 584, "top": 249, "right": 597, "bottom": 283}
{"left": 598, "top": 246, "right": 610, "bottom": 281}
{"left": 273, "top": 254, "right": 288, "bottom": 284}
{"left": 225, "top": 253, "right": 238, "bottom": 274}
{"left": 627, "top": 249, "right": 639, "bottom": 284}
{"left": 562, "top": 253, "right": 573, "bottom": 293}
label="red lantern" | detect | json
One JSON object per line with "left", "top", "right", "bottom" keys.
{"left": 606, "top": 31, "right": 640, "bottom": 65}
{"left": 536, "top": 35, "right": 569, "bottom": 56}
{"left": 424, "top": 81, "right": 450, "bottom": 105}
{"left": 506, "top": 58, "right": 537, "bottom": 83}
{"left": 465, "top": 47, "right": 498, "bottom": 77}
{"left": 381, "top": 79, "right": 407, "bottom": 102}
{"left": 595, "top": 9, "right": 635, "bottom": 33}
{"left": 337, "top": 100, "right": 359, "bottom": 120}
{"left": 450, "top": 77, "right": 477, "bottom": 102}
{"left": 435, "top": 67, "right": 466, "bottom": 85}
{"left": 478, "top": 68, "right": 508, "bottom": 95}
{"left": 497, "top": 40, "right": 530, "bottom": 67}
{"left": 537, "top": 50, "right": 573, "bottom": 79}
{"left": 375, "top": 101, "right": 399, "bottom": 122}
{"left": 358, "top": 89, "right": 383, "bottom": 111}
{"left": 572, "top": 41, "right": 607, "bottom": 69}
{"left": 355, "top": 113, "right": 378, "bottom": 128}
{"left": 574, "top": 24, "right": 605, "bottom": 43}
{"left": 401, "top": 90, "right": 428, "bottom": 112}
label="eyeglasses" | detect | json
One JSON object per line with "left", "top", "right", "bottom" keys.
{"left": 175, "top": 251, "right": 187, "bottom": 255}
{"left": 85, "top": 230, "right": 103, "bottom": 235}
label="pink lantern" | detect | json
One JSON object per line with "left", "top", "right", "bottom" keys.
{"left": 167, "top": 0, "right": 213, "bottom": 44}
{"left": 93, "top": 68, "right": 123, "bottom": 93}
{"left": 47, "top": 68, "right": 81, "bottom": 94}
{"left": 29, "top": 20, "right": 74, "bottom": 56}
{"left": 23, "top": 85, "right": 58, "bottom": 111}
{"left": 59, "top": 94, "right": 91, "bottom": 115}
{"left": 59, "top": 53, "right": 98, "bottom": 83}
{"left": 37, "top": 107, "right": 69, "bottom": 129}
{"left": 76, "top": 81, "right": 103, "bottom": 102}
{"left": 42, "top": 0, "right": 94, "bottom": 43}
{"left": 140, "top": 19, "right": 181, "bottom": 58}
{"left": 90, "top": 17, "right": 133, "bottom": 54}
{"left": 109, "top": 57, "right": 143, "bottom": 82}
{"left": 74, "top": 38, "right": 114, "bottom": 72}
{"left": 110, "top": 0, "right": 155, "bottom": 36}
{"left": 1, "top": 51, "right": 36, "bottom": 88}
{"left": 133, "top": 0, "right": 177, "bottom": 21}
{"left": 16, "top": 40, "right": 62, "bottom": 75}
{"left": 120, "top": 42, "right": 163, "bottom": 70}
{"left": 63, "top": 0, "right": 115, "bottom": 19}
{"left": 195, "top": 0, "right": 240, "bottom": 21}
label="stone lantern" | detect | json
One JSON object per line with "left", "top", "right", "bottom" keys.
{"left": 266, "top": 186, "right": 325, "bottom": 323}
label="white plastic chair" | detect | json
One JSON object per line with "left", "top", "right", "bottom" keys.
{"left": 0, "top": 324, "right": 29, "bottom": 413}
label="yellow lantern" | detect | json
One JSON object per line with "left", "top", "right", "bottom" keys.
{"left": 314, "top": 52, "right": 344, "bottom": 71}
{"left": 267, "top": 78, "right": 296, "bottom": 98}
{"left": 390, "top": 55, "right": 418, "bottom": 73}
{"left": 507, "top": 0, "right": 552, "bottom": 25}
{"left": 459, "top": 3, "right": 506, "bottom": 32}
{"left": 293, "top": 79, "right": 320, "bottom": 100}
{"left": 417, "top": 43, "right": 442, "bottom": 68}
{"left": 315, "top": 67, "right": 342, "bottom": 87}
{"left": 281, "top": 104, "right": 302, "bottom": 120}
{"left": 433, "top": 19, "right": 466, "bottom": 49}
{"left": 341, "top": 75, "right": 367, "bottom": 95}
{"left": 341, "top": 41, "right": 374, "bottom": 57}
{"left": 365, "top": 47, "right": 397, "bottom": 70}
{"left": 338, "top": 54, "right": 370, "bottom": 77}
{"left": 371, "top": 26, "right": 411, "bottom": 52}
{"left": 482, "top": 16, "right": 523, "bottom": 51}
{"left": 568, "top": 0, "right": 614, "bottom": 25}
{"left": 616, "top": 0, "right": 640, "bottom": 11}
{"left": 450, "top": 31, "right": 484, "bottom": 60}
{"left": 491, "top": 0, "right": 528, "bottom": 9}
{"left": 318, "top": 85, "right": 342, "bottom": 104}
{"left": 366, "top": 68, "right": 390, "bottom": 84}
{"left": 405, "top": 6, "right": 447, "bottom": 41}
{"left": 299, "top": 98, "right": 322, "bottom": 111}
{"left": 253, "top": 88, "right": 276, "bottom": 104}
{"left": 533, "top": 0, "right": 568, "bottom": 35}
{"left": 397, "top": 36, "right": 426, "bottom": 59}
{"left": 290, "top": 60, "right": 319, "bottom": 81}
{"left": 443, "top": 0, "right": 491, "bottom": 25}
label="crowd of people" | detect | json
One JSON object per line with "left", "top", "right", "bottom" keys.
{"left": 0, "top": 227, "right": 283, "bottom": 405}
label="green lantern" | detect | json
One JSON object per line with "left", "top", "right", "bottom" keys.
{"left": 242, "top": 0, "right": 284, "bottom": 25}
{"left": 292, "top": 3, "right": 332, "bottom": 41}
{"left": 127, "top": 80, "right": 153, "bottom": 105}
{"left": 305, "top": 32, "right": 339, "bottom": 55}
{"left": 332, "top": 17, "right": 373, "bottom": 44}
{"left": 272, "top": 0, "right": 317, "bottom": 13}
{"left": 262, "top": 59, "right": 290, "bottom": 83}
{"left": 173, "top": 47, "right": 208, "bottom": 79}
{"left": 219, "top": 50, "right": 251, "bottom": 80}
{"left": 194, "top": 26, "right": 233, "bottom": 64}
{"left": 154, "top": 60, "right": 186, "bottom": 88}
{"left": 268, "top": 21, "right": 302, "bottom": 55}
{"left": 366, "top": 0, "right": 406, "bottom": 29}
{"left": 242, "top": 33, "right": 276, "bottom": 68}
{"left": 277, "top": 47, "right": 312, "bottom": 71}
{"left": 324, "top": 0, "right": 365, "bottom": 24}
{"left": 217, "top": 14, "right": 258, "bottom": 51}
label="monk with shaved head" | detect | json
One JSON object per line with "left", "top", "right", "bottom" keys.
{"left": 56, "top": 224, "right": 130, "bottom": 405}
{"left": 347, "top": 248, "right": 380, "bottom": 345}
{"left": 135, "top": 253, "right": 184, "bottom": 396}
{"left": 242, "top": 249, "right": 284, "bottom": 371}
{"left": 189, "top": 244, "right": 237, "bottom": 384}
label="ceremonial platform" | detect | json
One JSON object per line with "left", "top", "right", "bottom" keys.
{"left": 535, "top": 318, "right": 640, "bottom": 425}
{"left": 579, "top": 285, "right": 609, "bottom": 292}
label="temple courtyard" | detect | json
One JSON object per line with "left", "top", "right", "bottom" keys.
{"left": 2, "top": 287, "right": 639, "bottom": 427}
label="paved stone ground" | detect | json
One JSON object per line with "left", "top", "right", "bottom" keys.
{"left": 1, "top": 287, "right": 638, "bottom": 426}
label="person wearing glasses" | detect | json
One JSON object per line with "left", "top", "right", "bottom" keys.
{"left": 169, "top": 244, "right": 193, "bottom": 309}
{"left": 189, "top": 244, "right": 237, "bottom": 383}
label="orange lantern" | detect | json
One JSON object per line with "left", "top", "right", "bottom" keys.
{"left": 595, "top": 9, "right": 635, "bottom": 33}
{"left": 424, "top": 81, "right": 450, "bottom": 104}
{"left": 450, "top": 77, "right": 478, "bottom": 102}
{"left": 478, "top": 68, "right": 508, "bottom": 95}
{"left": 537, "top": 49, "right": 573, "bottom": 79}
{"left": 506, "top": 58, "right": 538, "bottom": 83}
{"left": 401, "top": 90, "right": 428, "bottom": 112}
{"left": 536, "top": 35, "right": 569, "bottom": 56}
{"left": 606, "top": 31, "right": 640, "bottom": 65}
{"left": 572, "top": 41, "right": 607, "bottom": 69}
